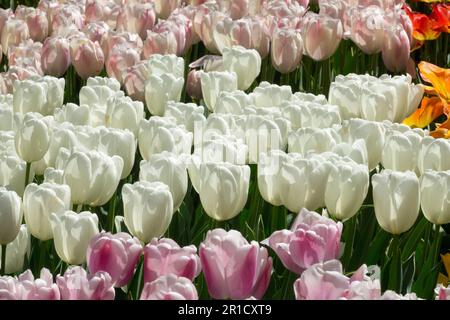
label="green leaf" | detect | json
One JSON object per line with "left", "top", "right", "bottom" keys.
{"left": 365, "top": 228, "right": 391, "bottom": 265}
{"left": 401, "top": 216, "right": 429, "bottom": 262}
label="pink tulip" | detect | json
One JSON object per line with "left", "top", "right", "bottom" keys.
{"left": 82, "top": 22, "right": 110, "bottom": 43}
{"left": 199, "top": 228, "right": 272, "bottom": 300}
{"left": 101, "top": 30, "right": 143, "bottom": 59}
{"left": 381, "top": 25, "right": 410, "bottom": 73}
{"left": 198, "top": 11, "right": 227, "bottom": 54}
{"left": 50, "top": 5, "right": 84, "bottom": 37}
{"left": 144, "top": 238, "right": 201, "bottom": 284}
{"left": 380, "top": 290, "right": 419, "bottom": 300}
{"left": 319, "top": 0, "right": 347, "bottom": 21}
{"left": 153, "top": 20, "right": 189, "bottom": 56}
{"left": 266, "top": 208, "right": 342, "bottom": 274}
{"left": 106, "top": 46, "right": 140, "bottom": 84}
{"left": 18, "top": 269, "right": 60, "bottom": 300}
{"left": 0, "top": 73, "right": 8, "bottom": 94}
{"left": 140, "top": 275, "right": 198, "bottom": 300}
{"left": 142, "top": 30, "right": 178, "bottom": 59}
{"left": 170, "top": 5, "right": 200, "bottom": 45}
{"left": 294, "top": 260, "right": 349, "bottom": 300}
{"left": 0, "top": 9, "right": 12, "bottom": 38}
{"left": 186, "top": 69, "right": 203, "bottom": 100}
{"left": 192, "top": 2, "right": 218, "bottom": 41}
{"left": 0, "top": 276, "right": 22, "bottom": 300}
{"left": 116, "top": 2, "right": 156, "bottom": 40}
{"left": 436, "top": 285, "right": 450, "bottom": 300}
{"left": 271, "top": 27, "right": 303, "bottom": 73}
{"left": 344, "top": 265, "right": 381, "bottom": 300}
{"left": 124, "top": 61, "right": 150, "bottom": 102}
{"left": 41, "top": 36, "right": 71, "bottom": 77}
{"left": 15, "top": 6, "right": 49, "bottom": 43}
{"left": 349, "top": 6, "right": 386, "bottom": 54}
{"left": 87, "top": 232, "right": 143, "bottom": 288}
{"left": 70, "top": 36, "right": 105, "bottom": 79}
{"left": 302, "top": 12, "right": 343, "bottom": 61}
{"left": 2, "top": 66, "right": 40, "bottom": 93}
{"left": 85, "top": 0, "right": 120, "bottom": 29}
{"left": 8, "top": 40, "right": 43, "bottom": 74}
{"left": 218, "top": 0, "right": 249, "bottom": 20}
{"left": 56, "top": 266, "right": 115, "bottom": 300}
{"left": 154, "top": 0, "right": 181, "bottom": 19}
{"left": 1, "top": 18, "right": 30, "bottom": 56}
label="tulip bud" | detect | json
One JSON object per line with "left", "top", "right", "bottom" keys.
{"left": 302, "top": 13, "right": 343, "bottom": 61}
{"left": 14, "top": 113, "right": 50, "bottom": 164}
{"left": 41, "top": 36, "right": 71, "bottom": 77}
{"left": 382, "top": 25, "right": 410, "bottom": 73}
{"left": 418, "top": 138, "right": 450, "bottom": 174}
{"left": 199, "top": 228, "right": 272, "bottom": 299}
{"left": 140, "top": 275, "right": 198, "bottom": 300}
{"left": 420, "top": 171, "right": 450, "bottom": 225}
{"left": 105, "top": 95, "right": 144, "bottom": 136}
{"left": 23, "top": 182, "right": 71, "bottom": 241}
{"left": 144, "top": 73, "right": 184, "bottom": 116}
{"left": 144, "top": 238, "right": 201, "bottom": 283}
{"left": 186, "top": 69, "right": 203, "bottom": 100}
{"left": 138, "top": 117, "right": 193, "bottom": 160}
{"left": 258, "top": 150, "right": 290, "bottom": 206}
{"left": 381, "top": 131, "right": 422, "bottom": 172}
{"left": 140, "top": 152, "right": 188, "bottom": 212}
{"left": 18, "top": 268, "right": 60, "bottom": 300}
{"left": 70, "top": 37, "right": 105, "bottom": 79}
{"left": 271, "top": 28, "right": 303, "bottom": 73}
{"left": 201, "top": 71, "right": 238, "bottom": 112}
{"left": 87, "top": 232, "right": 142, "bottom": 288}
{"left": 294, "top": 260, "right": 349, "bottom": 300}
{"left": 189, "top": 162, "right": 250, "bottom": 221}
{"left": 56, "top": 266, "right": 115, "bottom": 300}
{"left": 222, "top": 46, "right": 261, "bottom": 90}
{"left": 325, "top": 162, "right": 369, "bottom": 221}
{"left": 372, "top": 170, "right": 420, "bottom": 234}
{"left": 122, "top": 181, "right": 174, "bottom": 243}
{"left": 0, "top": 224, "right": 29, "bottom": 274}
{"left": 50, "top": 211, "right": 99, "bottom": 265}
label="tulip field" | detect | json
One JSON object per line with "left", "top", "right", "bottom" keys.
{"left": 0, "top": 0, "right": 449, "bottom": 302}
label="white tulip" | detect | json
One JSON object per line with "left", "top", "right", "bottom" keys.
{"left": 281, "top": 102, "right": 341, "bottom": 130}
{"left": 43, "top": 167, "right": 64, "bottom": 184}
{"left": 191, "top": 161, "right": 250, "bottom": 221}
{"left": 214, "top": 90, "right": 253, "bottom": 115}
{"left": 14, "top": 112, "right": 50, "bottom": 163}
{"left": 372, "top": 170, "right": 420, "bottom": 234}
{"left": 62, "top": 150, "right": 123, "bottom": 206}
{"left": 325, "top": 161, "right": 369, "bottom": 221}
{"left": 201, "top": 71, "right": 238, "bottom": 112}
{"left": 105, "top": 94, "right": 144, "bottom": 136}
{"left": 97, "top": 127, "right": 136, "bottom": 179}
{"left": 361, "top": 82, "right": 397, "bottom": 122}
{"left": 418, "top": 138, "right": 450, "bottom": 174}
{"left": 79, "top": 85, "right": 122, "bottom": 127}
{"left": 0, "top": 105, "right": 13, "bottom": 131}
{"left": 0, "top": 187, "right": 23, "bottom": 245}
{"left": 33, "top": 76, "right": 65, "bottom": 114}
{"left": 50, "top": 211, "right": 99, "bottom": 265}
{"left": 122, "top": 181, "right": 174, "bottom": 243}
{"left": 54, "top": 103, "right": 90, "bottom": 126}
{"left": 331, "top": 139, "right": 369, "bottom": 167}
{"left": 0, "top": 154, "right": 28, "bottom": 196}
{"left": 288, "top": 127, "right": 340, "bottom": 156}
{"left": 328, "top": 78, "right": 362, "bottom": 120}
{"left": 0, "top": 224, "right": 29, "bottom": 274}
{"left": 192, "top": 134, "right": 248, "bottom": 165}
{"left": 13, "top": 80, "right": 48, "bottom": 115}
{"left": 163, "top": 101, "right": 205, "bottom": 132}
{"left": 420, "top": 170, "right": 450, "bottom": 225}
{"left": 146, "top": 54, "right": 184, "bottom": 79}
{"left": 222, "top": 46, "right": 261, "bottom": 90}
{"left": 138, "top": 117, "right": 193, "bottom": 160}
{"left": 258, "top": 150, "right": 290, "bottom": 206}
{"left": 381, "top": 131, "right": 422, "bottom": 172}
{"left": 250, "top": 81, "right": 292, "bottom": 108}
{"left": 86, "top": 76, "right": 121, "bottom": 91}
{"left": 291, "top": 92, "right": 328, "bottom": 105}
{"left": 145, "top": 73, "right": 184, "bottom": 116}
{"left": 140, "top": 152, "right": 187, "bottom": 211}
{"left": 23, "top": 183, "right": 71, "bottom": 241}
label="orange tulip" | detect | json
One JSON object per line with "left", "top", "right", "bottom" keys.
{"left": 403, "top": 96, "right": 444, "bottom": 128}
{"left": 431, "top": 4, "right": 450, "bottom": 33}
{"left": 404, "top": 4, "right": 442, "bottom": 41}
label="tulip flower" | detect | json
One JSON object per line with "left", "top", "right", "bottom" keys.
{"left": 41, "top": 36, "right": 71, "bottom": 77}
{"left": 62, "top": 150, "right": 123, "bottom": 206}
{"left": 325, "top": 161, "right": 369, "bottom": 221}
{"left": 0, "top": 154, "right": 28, "bottom": 197}
{"left": 294, "top": 260, "right": 349, "bottom": 300}
{"left": 288, "top": 127, "right": 340, "bottom": 156}
{"left": 105, "top": 95, "right": 144, "bottom": 136}
{"left": 382, "top": 25, "right": 410, "bottom": 73}
{"left": 328, "top": 76, "right": 363, "bottom": 120}
{"left": 1, "top": 18, "right": 29, "bottom": 56}
{"left": 70, "top": 37, "right": 105, "bottom": 79}
{"left": 54, "top": 103, "right": 90, "bottom": 126}
{"left": 138, "top": 117, "right": 193, "bottom": 161}
{"left": 404, "top": 4, "right": 442, "bottom": 42}
{"left": 140, "top": 275, "right": 198, "bottom": 300}
{"left": 82, "top": 22, "right": 110, "bottom": 44}
{"left": 418, "top": 138, "right": 450, "bottom": 174}
{"left": 266, "top": 208, "right": 342, "bottom": 274}
{"left": 271, "top": 28, "right": 303, "bottom": 74}
{"left": 147, "top": 54, "right": 185, "bottom": 78}
{"left": 16, "top": 7, "right": 48, "bottom": 43}
{"left": 199, "top": 228, "right": 272, "bottom": 299}
{"left": 56, "top": 266, "right": 115, "bottom": 300}
{"left": 140, "top": 152, "right": 188, "bottom": 212}
{"left": 380, "top": 291, "right": 419, "bottom": 300}
{"left": 250, "top": 81, "right": 292, "bottom": 108}
{"left": 381, "top": 131, "right": 422, "bottom": 172}
{"left": 214, "top": 90, "right": 252, "bottom": 115}
{"left": 201, "top": 71, "right": 238, "bottom": 112}
{"left": 116, "top": 2, "right": 156, "bottom": 40}
{"left": 106, "top": 46, "right": 140, "bottom": 84}
{"left": 192, "top": 134, "right": 248, "bottom": 165}
{"left": 50, "top": 211, "right": 99, "bottom": 265}
{"left": 14, "top": 113, "right": 50, "bottom": 164}
{"left": 0, "top": 224, "right": 29, "bottom": 274}
{"left": 123, "top": 61, "right": 150, "bottom": 102}
{"left": 36, "top": 76, "right": 65, "bottom": 115}
{"left": 258, "top": 150, "right": 290, "bottom": 206}
{"left": 222, "top": 46, "right": 261, "bottom": 91}
{"left": 372, "top": 170, "right": 420, "bottom": 235}
{"left": 122, "top": 181, "right": 174, "bottom": 243}
{"left": 144, "top": 73, "right": 184, "bottom": 116}
{"left": 144, "top": 238, "right": 201, "bottom": 283}
{"left": 189, "top": 162, "right": 250, "bottom": 221}
{"left": 143, "top": 30, "right": 178, "bottom": 58}
{"left": 101, "top": 31, "right": 143, "bottom": 60}
{"left": 0, "top": 275, "right": 22, "bottom": 299}
{"left": 420, "top": 170, "right": 450, "bottom": 225}
{"left": 302, "top": 13, "right": 343, "bottom": 61}
{"left": 164, "top": 102, "right": 205, "bottom": 133}
{"left": 23, "top": 182, "right": 71, "bottom": 241}
{"left": 349, "top": 6, "right": 386, "bottom": 54}
{"left": 12, "top": 80, "right": 49, "bottom": 115}
{"left": 186, "top": 69, "right": 203, "bottom": 100}
{"left": 331, "top": 139, "right": 369, "bottom": 167}
{"left": 87, "top": 232, "right": 142, "bottom": 288}
{"left": 153, "top": 20, "right": 190, "bottom": 56}
{"left": 436, "top": 285, "right": 450, "bottom": 300}
{"left": 18, "top": 268, "right": 60, "bottom": 300}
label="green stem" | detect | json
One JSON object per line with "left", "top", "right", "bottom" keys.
{"left": 1, "top": 244, "right": 6, "bottom": 275}
{"left": 24, "top": 162, "right": 31, "bottom": 191}
{"left": 108, "top": 190, "right": 117, "bottom": 233}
